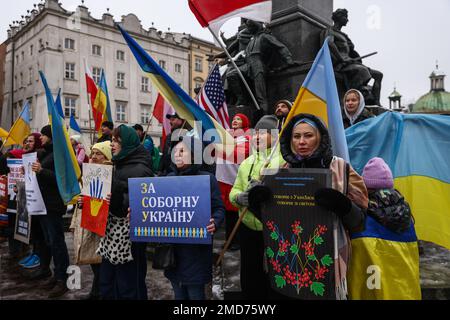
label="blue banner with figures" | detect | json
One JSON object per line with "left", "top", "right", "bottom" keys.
{"left": 129, "top": 176, "right": 212, "bottom": 244}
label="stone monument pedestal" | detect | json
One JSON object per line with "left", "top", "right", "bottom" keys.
{"left": 266, "top": 0, "right": 333, "bottom": 112}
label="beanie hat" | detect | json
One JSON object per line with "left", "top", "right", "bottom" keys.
{"left": 275, "top": 100, "right": 293, "bottom": 111}
{"left": 92, "top": 141, "right": 112, "bottom": 161}
{"left": 362, "top": 157, "right": 394, "bottom": 189}
{"left": 233, "top": 113, "right": 251, "bottom": 130}
{"left": 40, "top": 125, "right": 52, "bottom": 140}
{"left": 255, "top": 115, "right": 279, "bottom": 131}
{"left": 70, "top": 135, "right": 82, "bottom": 144}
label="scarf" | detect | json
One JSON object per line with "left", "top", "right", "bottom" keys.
{"left": 112, "top": 125, "right": 141, "bottom": 162}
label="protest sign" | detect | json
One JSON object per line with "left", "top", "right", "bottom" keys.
{"left": 7, "top": 158, "right": 23, "bottom": 214}
{"left": 0, "top": 176, "right": 8, "bottom": 233}
{"left": 129, "top": 176, "right": 211, "bottom": 244}
{"left": 261, "top": 168, "right": 335, "bottom": 300}
{"left": 81, "top": 163, "right": 112, "bottom": 237}
{"left": 14, "top": 181, "right": 31, "bottom": 244}
{"left": 22, "top": 152, "right": 47, "bottom": 216}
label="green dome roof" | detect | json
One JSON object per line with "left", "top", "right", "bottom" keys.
{"left": 412, "top": 91, "right": 450, "bottom": 114}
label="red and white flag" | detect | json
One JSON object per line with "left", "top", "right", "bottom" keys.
{"left": 189, "top": 0, "right": 272, "bottom": 36}
{"left": 153, "top": 93, "right": 175, "bottom": 147}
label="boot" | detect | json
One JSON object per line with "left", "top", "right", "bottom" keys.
{"left": 47, "top": 280, "right": 68, "bottom": 299}
{"left": 27, "top": 266, "right": 52, "bottom": 281}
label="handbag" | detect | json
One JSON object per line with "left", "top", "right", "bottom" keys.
{"left": 152, "top": 243, "right": 176, "bottom": 270}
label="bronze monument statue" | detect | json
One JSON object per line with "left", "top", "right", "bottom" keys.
{"left": 223, "top": 20, "right": 296, "bottom": 116}
{"left": 322, "top": 8, "right": 383, "bottom": 106}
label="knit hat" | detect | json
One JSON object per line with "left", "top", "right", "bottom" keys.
{"left": 255, "top": 115, "right": 279, "bottom": 131}
{"left": 92, "top": 141, "right": 112, "bottom": 161}
{"left": 40, "top": 125, "right": 52, "bottom": 140}
{"left": 233, "top": 113, "right": 251, "bottom": 130}
{"left": 70, "top": 135, "right": 82, "bottom": 144}
{"left": 275, "top": 100, "right": 293, "bottom": 111}
{"left": 362, "top": 157, "right": 394, "bottom": 189}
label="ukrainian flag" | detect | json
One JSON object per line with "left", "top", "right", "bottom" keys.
{"left": 283, "top": 38, "right": 349, "bottom": 161}
{"left": 118, "top": 24, "right": 233, "bottom": 146}
{"left": 69, "top": 114, "right": 82, "bottom": 136}
{"left": 40, "top": 71, "right": 81, "bottom": 204}
{"left": 347, "top": 112, "right": 450, "bottom": 250}
{"left": 348, "top": 215, "right": 421, "bottom": 300}
{"left": 94, "top": 69, "right": 113, "bottom": 138}
{"left": 4, "top": 102, "right": 31, "bottom": 147}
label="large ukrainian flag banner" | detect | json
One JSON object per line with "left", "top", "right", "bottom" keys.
{"left": 40, "top": 71, "right": 81, "bottom": 204}
{"left": 346, "top": 112, "right": 450, "bottom": 299}
{"left": 283, "top": 38, "right": 349, "bottom": 161}
{"left": 118, "top": 25, "right": 233, "bottom": 147}
{"left": 94, "top": 69, "right": 113, "bottom": 138}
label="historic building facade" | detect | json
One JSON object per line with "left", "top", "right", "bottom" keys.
{"left": 1, "top": 0, "right": 219, "bottom": 147}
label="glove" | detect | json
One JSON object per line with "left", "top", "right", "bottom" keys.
{"left": 248, "top": 184, "right": 273, "bottom": 219}
{"left": 314, "top": 188, "right": 352, "bottom": 218}
{"left": 235, "top": 192, "right": 249, "bottom": 207}
{"left": 247, "top": 179, "right": 263, "bottom": 190}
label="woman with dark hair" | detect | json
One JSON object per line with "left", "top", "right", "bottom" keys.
{"left": 97, "top": 125, "right": 153, "bottom": 300}
{"left": 249, "top": 113, "right": 369, "bottom": 299}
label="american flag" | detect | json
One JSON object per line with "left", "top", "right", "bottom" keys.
{"left": 197, "top": 64, "right": 230, "bottom": 129}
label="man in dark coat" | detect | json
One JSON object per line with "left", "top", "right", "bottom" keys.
{"left": 97, "top": 121, "right": 114, "bottom": 143}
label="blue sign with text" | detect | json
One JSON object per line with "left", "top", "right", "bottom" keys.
{"left": 129, "top": 176, "right": 211, "bottom": 244}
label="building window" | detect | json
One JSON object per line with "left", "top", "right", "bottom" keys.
{"left": 175, "top": 64, "right": 182, "bottom": 73}
{"left": 65, "top": 38, "right": 75, "bottom": 50}
{"left": 195, "top": 57, "right": 203, "bottom": 72}
{"left": 116, "top": 50, "right": 125, "bottom": 61}
{"left": 21, "top": 51, "right": 25, "bottom": 61}
{"left": 16, "top": 55, "right": 19, "bottom": 64}
{"left": 141, "top": 77, "right": 150, "bottom": 92}
{"left": 159, "top": 60, "right": 166, "bottom": 70}
{"left": 117, "top": 72, "right": 125, "bottom": 88}
{"left": 116, "top": 102, "right": 127, "bottom": 122}
{"left": 92, "top": 67, "right": 102, "bottom": 84}
{"left": 27, "top": 98, "right": 33, "bottom": 121}
{"left": 20, "top": 73, "right": 24, "bottom": 87}
{"left": 64, "top": 97, "right": 77, "bottom": 118}
{"left": 65, "top": 63, "right": 76, "bottom": 80}
{"left": 28, "top": 68, "right": 33, "bottom": 85}
{"left": 92, "top": 44, "right": 102, "bottom": 56}
{"left": 195, "top": 80, "right": 203, "bottom": 90}
{"left": 30, "top": 45, "right": 34, "bottom": 56}
{"left": 208, "top": 61, "right": 215, "bottom": 72}
{"left": 141, "top": 105, "right": 151, "bottom": 124}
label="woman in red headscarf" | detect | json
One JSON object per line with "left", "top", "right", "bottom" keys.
{"left": 216, "top": 113, "right": 252, "bottom": 251}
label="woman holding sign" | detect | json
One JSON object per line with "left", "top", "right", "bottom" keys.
{"left": 248, "top": 113, "right": 369, "bottom": 300}
{"left": 165, "top": 136, "right": 225, "bottom": 300}
{"left": 97, "top": 125, "right": 153, "bottom": 300}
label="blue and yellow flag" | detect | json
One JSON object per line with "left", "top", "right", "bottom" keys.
{"left": 118, "top": 24, "right": 233, "bottom": 146}
{"left": 347, "top": 111, "right": 450, "bottom": 250}
{"left": 348, "top": 215, "right": 421, "bottom": 300}
{"left": 40, "top": 71, "right": 81, "bottom": 204}
{"left": 94, "top": 69, "right": 113, "bottom": 138}
{"left": 4, "top": 102, "right": 31, "bottom": 147}
{"left": 283, "top": 38, "right": 349, "bottom": 161}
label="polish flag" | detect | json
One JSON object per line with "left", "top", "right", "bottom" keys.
{"left": 153, "top": 93, "right": 175, "bottom": 147}
{"left": 189, "top": 0, "right": 272, "bottom": 36}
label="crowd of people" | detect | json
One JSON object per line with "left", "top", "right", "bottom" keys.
{"left": 0, "top": 88, "right": 418, "bottom": 301}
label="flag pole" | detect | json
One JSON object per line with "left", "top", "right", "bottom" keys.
{"left": 207, "top": 26, "right": 261, "bottom": 112}
{"left": 83, "top": 59, "right": 95, "bottom": 146}
{"left": 142, "top": 114, "right": 155, "bottom": 145}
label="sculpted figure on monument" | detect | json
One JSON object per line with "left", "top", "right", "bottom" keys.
{"left": 222, "top": 20, "right": 296, "bottom": 115}
{"left": 322, "top": 9, "right": 383, "bottom": 106}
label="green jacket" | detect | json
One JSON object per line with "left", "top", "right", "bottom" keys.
{"left": 229, "top": 147, "right": 285, "bottom": 231}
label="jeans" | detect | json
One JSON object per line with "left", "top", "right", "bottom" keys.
{"left": 39, "top": 213, "right": 70, "bottom": 281}
{"left": 100, "top": 242, "right": 148, "bottom": 300}
{"left": 170, "top": 282, "right": 206, "bottom": 300}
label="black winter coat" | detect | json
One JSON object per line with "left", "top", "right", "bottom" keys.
{"left": 164, "top": 164, "right": 225, "bottom": 285}
{"left": 37, "top": 144, "right": 67, "bottom": 214}
{"left": 109, "top": 145, "right": 154, "bottom": 218}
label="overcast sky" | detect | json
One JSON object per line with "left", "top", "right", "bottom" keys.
{"left": 1, "top": 0, "right": 449, "bottom": 106}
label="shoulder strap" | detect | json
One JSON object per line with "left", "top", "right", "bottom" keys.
{"left": 344, "top": 162, "right": 350, "bottom": 196}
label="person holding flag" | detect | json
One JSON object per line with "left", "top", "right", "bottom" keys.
{"left": 30, "top": 125, "right": 71, "bottom": 299}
